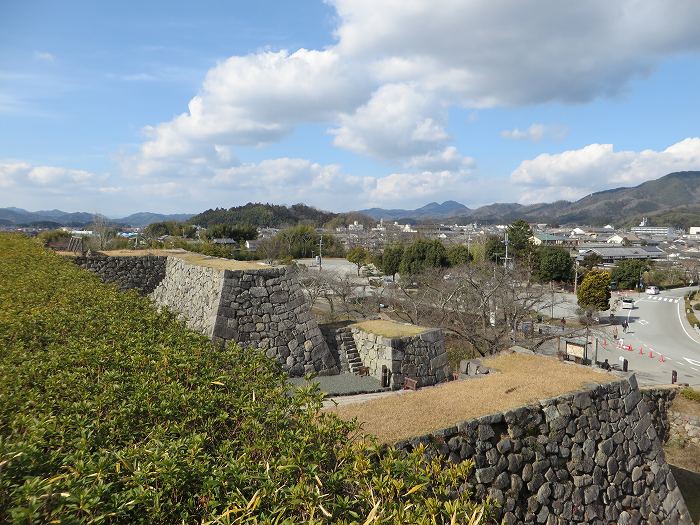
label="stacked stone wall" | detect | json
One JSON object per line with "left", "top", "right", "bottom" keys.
{"left": 74, "top": 255, "right": 338, "bottom": 376}
{"left": 641, "top": 386, "right": 678, "bottom": 443}
{"left": 150, "top": 257, "right": 225, "bottom": 336}
{"left": 395, "top": 377, "right": 692, "bottom": 524}
{"left": 74, "top": 255, "right": 166, "bottom": 294}
{"left": 351, "top": 327, "right": 449, "bottom": 389}
{"left": 211, "top": 267, "right": 338, "bottom": 376}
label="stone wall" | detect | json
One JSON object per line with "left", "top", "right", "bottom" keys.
{"left": 641, "top": 386, "right": 678, "bottom": 443}
{"left": 395, "top": 376, "right": 692, "bottom": 524}
{"left": 74, "top": 255, "right": 166, "bottom": 294}
{"left": 74, "top": 254, "right": 338, "bottom": 377}
{"left": 210, "top": 267, "right": 338, "bottom": 376}
{"left": 351, "top": 327, "right": 449, "bottom": 389}
{"left": 150, "top": 257, "right": 225, "bottom": 336}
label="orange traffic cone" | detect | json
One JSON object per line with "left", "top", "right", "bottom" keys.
{"left": 639, "top": 347, "right": 644, "bottom": 355}
{"left": 649, "top": 350, "right": 653, "bottom": 358}
{"left": 659, "top": 354, "right": 665, "bottom": 363}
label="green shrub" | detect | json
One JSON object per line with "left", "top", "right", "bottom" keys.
{"left": 693, "top": 303, "right": 700, "bottom": 311}
{"left": 0, "top": 234, "right": 490, "bottom": 524}
{"left": 680, "top": 387, "right": 700, "bottom": 403}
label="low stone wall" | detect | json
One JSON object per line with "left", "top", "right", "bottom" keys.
{"left": 150, "top": 257, "right": 225, "bottom": 336}
{"left": 351, "top": 327, "right": 449, "bottom": 389}
{"left": 395, "top": 375, "right": 692, "bottom": 524}
{"left": 74, "top": 255, "right": 166, "bottom": 294}
{"left": 641, "top": 386, "right": 678, "bottom": 443}
{"left": 211, "top": 267, "right": 338, "bottom": 376}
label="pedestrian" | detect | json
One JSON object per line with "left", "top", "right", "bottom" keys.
{"left": 613, "top": 326, "right": 618, "bottom": 340}
{"left": 560, "top": 317, "right": 566, "bottom": 331}
{"left": 602, "top": 359, "right": 611, "bottom": 371}
{"left": 622, "top": 320, "right": 628, "bottom": 333}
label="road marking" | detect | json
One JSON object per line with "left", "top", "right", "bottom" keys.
{"left": 638, "top": 319, "right": 649, "bottom": 326}
{"left": 677, "top": 300, "right": 700, "bottom": 345}
{"left": 684, "top": 357, "right": 700, "bottom": 367}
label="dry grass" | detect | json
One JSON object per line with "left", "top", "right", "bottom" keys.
{"left": 353, "top": 319, "right": 429, "bottom": 338}
{"left": 675, "top": 395, "right": 700, "bottom": 419}
{"left": 99, "top": 249, "right": 272, "bottom": 271}
{"left": 327, "top": 353, "right": 615, "bottom": 443}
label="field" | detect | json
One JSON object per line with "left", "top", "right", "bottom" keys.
{"left": 328, "top": 353, "right": 615, "bottom": 443}
{"left": 0, "top": 234, "right": 491, "bottom": 524}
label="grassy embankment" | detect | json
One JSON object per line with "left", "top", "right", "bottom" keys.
{"left": 0, "top": 234, "right": 491, "bottom": 524}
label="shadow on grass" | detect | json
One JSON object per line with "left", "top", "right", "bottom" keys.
{"left": 670, "top": 465, "right": 700, "bottom": 524}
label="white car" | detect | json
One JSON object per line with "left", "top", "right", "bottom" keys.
{"left": 645, "top": 286, "right": 660, "bottom": 295}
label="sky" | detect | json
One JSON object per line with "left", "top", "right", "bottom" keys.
{"left": 1, "top": 0, "right": 700, "bottom": 217}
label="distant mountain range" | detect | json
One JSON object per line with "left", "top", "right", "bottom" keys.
{"left": 0, "top": 208, "right": 193, "bottom": 227}
{"left": 357, "top": 171, "right": 700, "bottom": 228}
{"left": 3, "top": 171, "right": 700, "bottom": 230}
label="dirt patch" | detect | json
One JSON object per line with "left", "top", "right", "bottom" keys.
{"left": 674, "top": 395, "right": 700, "bottom": 419}
{"left": 327, "top": 353, "right": 615, "bottom": 444}
{"left": 352, "top": 319, "right": 429, "bottom": 338}
{"left": 99, "top": 249, "right": 274, "bottom": 271}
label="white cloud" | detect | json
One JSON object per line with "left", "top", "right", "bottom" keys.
{"left": 511, "top": 138, "right": 700, "bottom": 203}
{"left": 501, "top": 123, "right": 568, "bottom": 142}
{"left": 332, "top": 0, "right": 700, "bottom": 106}
{"left": 331, "top": 83, "right": 449, "bottom": 160}
{"left": 135, "top": 48, "right": 367, "bottom": 175}
{"left": 124, "top": 0, "right": 700, "bottom": 208}
{"left": 33, "top": 51, "right": 55, "bottom": 62}
{"left": 0, "top": 161, "right": 97, "bottom": 188}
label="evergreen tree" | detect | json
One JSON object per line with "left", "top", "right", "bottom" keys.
{"left": 577, "top": 269, "right": 611, "bottom": 311}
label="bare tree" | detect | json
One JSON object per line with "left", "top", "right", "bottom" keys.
{"left": 390, "top": 262, "right": 566, "bottom": 356}
{"left": 297, "top": 268, "right": 384, "bottom": 321}
{"left": 91, "top": 214, "right": 115, "bottom": 251}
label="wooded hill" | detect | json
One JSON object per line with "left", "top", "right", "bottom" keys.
{"left": 189, "top": 202, "right": 374, "bottom": 229}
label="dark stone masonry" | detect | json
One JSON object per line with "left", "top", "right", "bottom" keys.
{"left": 395, "top": 377, "right": 692, "bottom": 524}
{"left": 74, "top": 255, "right": 166, "bottom": 294}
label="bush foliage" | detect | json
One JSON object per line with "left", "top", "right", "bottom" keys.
{"left": 0, "top": 234, "right": 490, "bottom": 524}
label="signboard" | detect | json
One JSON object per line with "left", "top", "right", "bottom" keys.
{"left": 565, "top": 341, "right": 586, "bottom": 359}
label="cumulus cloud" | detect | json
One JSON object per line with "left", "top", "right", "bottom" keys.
{"left": 0, "top": 161, "right": 97, "bottom": 188}
{"left": 333, "top": 0, "right": 700, "bottom": 106}
{"left": 511, "top": 138, "right": 700, "bottom": 203}
{"left": 124, "top": 0, "right": 700, "bottom": 208}
{"left": 135, "top": 48, "right": 367, "bottom": 175}
{"left": 331, "top": 83, "right": 449, "bottom": 160}
{"left": 500, "top": 123, "right": 568, "bottom": 142}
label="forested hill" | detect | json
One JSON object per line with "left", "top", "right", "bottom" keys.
{"left": 189, "top": 203, "right": 338, "bottom": 228}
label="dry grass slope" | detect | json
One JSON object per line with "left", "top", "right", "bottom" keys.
{"left": 328, "top": 353, "right": 615, "bottom": 444}
{"left": 353, "top": 319, "right": 429, "bottom": 338}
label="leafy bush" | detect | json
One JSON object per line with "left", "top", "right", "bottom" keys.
{"left": 0, "top": 234, "right": 490, "bottom": 524}
{"left": 680, "top": 387, "right": 700, "bottom": 403}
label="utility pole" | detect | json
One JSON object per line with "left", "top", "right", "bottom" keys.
{"left": 504, "top": 232, "right": 509, "bottom": 271}
{"left": 318, "top": 236, "right": 323, "bottom": 271}
{"left": 573, "top": 260, "right": 579, "bottom": 295}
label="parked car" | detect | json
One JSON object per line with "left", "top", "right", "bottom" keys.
{"left": 621, "top": 298, "right": 635, "bottom": 309}
{"left": 645, "top": 286, "right": 660, "bottom": 295}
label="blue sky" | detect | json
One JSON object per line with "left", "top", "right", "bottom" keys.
{"left": 1, "top": 1, "right": 700, "bottom": 216}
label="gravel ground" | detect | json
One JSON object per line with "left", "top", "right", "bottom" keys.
{"left": 288, "top": 373, "right": 388, "bottom": 396}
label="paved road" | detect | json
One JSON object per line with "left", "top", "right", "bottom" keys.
{"left": 595, "top": 287, "right": 700, "bottom": 386}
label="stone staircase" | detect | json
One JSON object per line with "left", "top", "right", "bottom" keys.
{"left": 336, "top": 327, "right": 364, "bottom": 375}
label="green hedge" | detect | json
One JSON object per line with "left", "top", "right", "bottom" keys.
{"left": 0, "top": 235, "right": 490, "bottom": 524}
